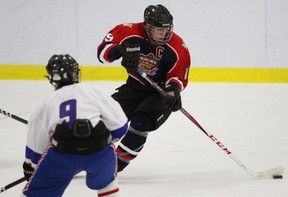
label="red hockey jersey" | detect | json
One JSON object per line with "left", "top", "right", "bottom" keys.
{"left": 97, "top": 22, "right": 191, "bottom": 92}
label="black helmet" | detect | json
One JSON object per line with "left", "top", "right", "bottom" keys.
{"left": 46, "top": 54, "right": 80, "bottom": 89}
{"left": 144, "top": 4, "right": 173, "bottom": 45}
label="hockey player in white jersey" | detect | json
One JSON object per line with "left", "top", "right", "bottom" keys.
{"left": 21, "top": 54, "right": 128, "bottom": 197}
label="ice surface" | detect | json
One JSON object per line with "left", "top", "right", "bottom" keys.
{"left": 1, "top": 81, "right": 287, "bottom": 196}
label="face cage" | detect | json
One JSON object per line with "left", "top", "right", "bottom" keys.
{"left": 49, "top": 68, "right": 80, "bottom": 89}
{"left": 145, "top": 23, "right": 173, "bottom": 45}
{"left": 71, "top": 68, "right": 81, "bottom": 84}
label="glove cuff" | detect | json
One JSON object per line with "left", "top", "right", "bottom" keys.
{"left": 115, "top": 45, "right": 124, "bottom": 59}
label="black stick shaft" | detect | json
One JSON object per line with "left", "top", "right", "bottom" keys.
{"left": 0, "top": 109, "right": 28, "bottom": 124}
{"left": 0, "top": 111, "right": 27, "bottom": 193}
{"left": 0, "top": 177, "right": 26, "bottom": 193}
{"left": 137, "top": 69, "right": 209, "bottom": 135}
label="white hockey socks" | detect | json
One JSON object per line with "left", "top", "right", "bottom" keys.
{"left": 98, "top": 178, "right": 120, "bottom": 197}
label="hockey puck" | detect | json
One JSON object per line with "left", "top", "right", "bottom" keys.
{"left": 273, "top": 175, "right": 283, "bottom": 179}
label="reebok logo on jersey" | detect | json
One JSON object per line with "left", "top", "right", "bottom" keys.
{"left": 126, "top": 47, "right": 140, "bottom": 52}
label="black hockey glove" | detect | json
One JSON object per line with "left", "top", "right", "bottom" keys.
{"left": 116, "top": 44, "right": 140, "bottom": 73}
{"left": 162, "top": 84, "right": 182, "bottom": 112}
{"left": 23, "top": 162, "right": 34, "bottom": 181}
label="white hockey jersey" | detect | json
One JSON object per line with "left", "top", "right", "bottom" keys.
{"left": 25, "top": 83, "right": 128, "bottom": 167}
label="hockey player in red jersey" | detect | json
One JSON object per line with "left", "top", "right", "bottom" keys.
{"left": 97, "top": 4, "right": 191, "bottom": 172}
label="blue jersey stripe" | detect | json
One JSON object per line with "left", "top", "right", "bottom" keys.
{"left": 25, "top": 146, "right": 41, "bottom": 165}
{"left": 111, "top": 122, "right": 129, "bottom": 140}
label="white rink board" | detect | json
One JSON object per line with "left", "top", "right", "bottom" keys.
{"left": 0, "top": 0, "right": 288, "bottom": 68}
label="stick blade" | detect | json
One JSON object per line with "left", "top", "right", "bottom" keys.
{"left": 255, "top": 166, "right": 285, "bottom": 179}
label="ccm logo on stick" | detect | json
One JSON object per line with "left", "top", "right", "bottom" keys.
{"left": 209, "top": 135, "right": 231, "bottom": 155}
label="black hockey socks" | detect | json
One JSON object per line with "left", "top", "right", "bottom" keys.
{"left": 116, "top": 112, "right": 154, "bottom": 172}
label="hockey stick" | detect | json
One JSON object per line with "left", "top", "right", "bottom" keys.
{"left": 137, "top": 68, "right": 284, "bottom": 179}
{"left": 0, "top": 110, "right": 27, "bottom": 193}
{"left": 0, "top": 109, "right": 28, "bottom": 124}
{"left": 0, "top": 177, "right": 26, "bottom": 193}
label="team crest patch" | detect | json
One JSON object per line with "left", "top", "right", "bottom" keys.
{"left": 138, "top": 54, "right": 159, "bottom": 75}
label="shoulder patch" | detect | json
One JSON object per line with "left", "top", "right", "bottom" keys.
{"left": 123, "top": 23, "right": 133, "bottom": 28}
